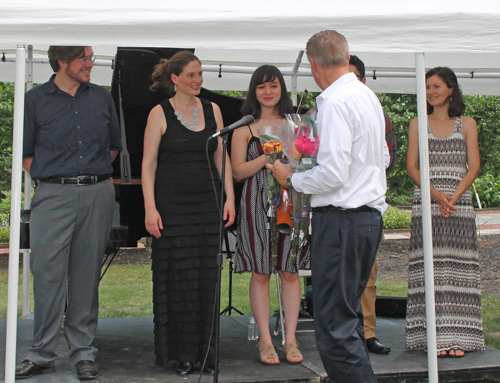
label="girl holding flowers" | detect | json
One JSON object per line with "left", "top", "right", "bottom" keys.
{"left": 231, "top": 65, "right": 310, "bottom": 365}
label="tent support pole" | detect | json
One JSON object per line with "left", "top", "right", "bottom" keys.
{"left": 22, "top": 45, "right": 33, "bottom": 319}
{"left": 5, "top": 44, "right": 27, "bottom": 383}
{"left": 290, "top": 50, "right": 304, "bottom": 106}
{"left": 415, "top": 52, "right": 439, "bottom": 383}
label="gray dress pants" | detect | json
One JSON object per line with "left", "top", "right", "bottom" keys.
{"left": 25, "top": 180, "right": 114, "bottom": 366}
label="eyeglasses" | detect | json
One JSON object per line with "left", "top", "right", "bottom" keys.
{"left": 78, "top": 55, "right": 96, "bottom": 64}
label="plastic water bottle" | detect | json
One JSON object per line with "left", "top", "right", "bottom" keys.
{"left": 247, "top": 315, "right": 259, "bottom": 341}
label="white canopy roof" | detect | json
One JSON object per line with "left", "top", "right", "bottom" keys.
{"left": 1, "top": 0, "right": 500, "bottom": 94}
{"left": 3, "top": 2, "right": 499, "bottom": 382}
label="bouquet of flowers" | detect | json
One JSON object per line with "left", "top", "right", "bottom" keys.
{"left": 259, "top": 125, "right": 285, "bottom": 266}
{"left": 282, "top": 114, "right": 319, "bottom": 266}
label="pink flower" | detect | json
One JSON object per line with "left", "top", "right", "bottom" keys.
{"left": 311, "top": 137, "right": 320, "bottom": 156}
{"left": 296, "top": 135, "right": 319, "bottom": 157}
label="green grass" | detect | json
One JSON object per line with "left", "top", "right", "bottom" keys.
{"left": 482, "top": 295, "right": 500, "bottom": 351}
{"left": 0, "top": 260, "right": 279, "bottom": 319}
{"left": 0, "top": 268, "right": 34, "bottom": 318}
{"left": 376, "top": 280, "right": 408, "bottom": 297}
{"left": 2, "top": 262, "right": 499, "bottom": 359}
{"left": 99, "top": 264, "right": 153, "bottom": 318}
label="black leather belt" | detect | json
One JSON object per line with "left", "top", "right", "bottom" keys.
{"left": 40, "top": 175, "right": 110, "bottom": 185}
{"left": 312, "top": 205, "right": 377, "bottom": 213}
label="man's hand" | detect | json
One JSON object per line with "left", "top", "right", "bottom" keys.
{"left": 265, "top": 160, "right": 292, "bottom": 188}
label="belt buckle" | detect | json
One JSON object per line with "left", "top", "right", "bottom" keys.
{"left": 76, "top": 176, "right": 87, "bottom": 185}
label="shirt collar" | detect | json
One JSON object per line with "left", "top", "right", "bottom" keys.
{"left": 44, "top": 73, "right": 90, "bottom": 95}
{"left": 316, "top": 72, "right": 357, "bottom": 107}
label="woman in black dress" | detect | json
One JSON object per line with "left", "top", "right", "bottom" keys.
{"left": 142, "top": 51, "right": 235, "bottom": 375}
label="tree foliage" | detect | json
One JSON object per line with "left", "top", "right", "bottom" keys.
{"left": 464, "top": 95, "right": 500, "bottom": 178}
{"left": 0, "top": 85, "right": 499, "bottom": 206}
{"left": 0, "top": 82, "right": 14, "bottom": 194}
{"left": 379, "top": 93, "right": 418, "bottom": 201}
{"left": 380, "top": 93, "right": 500, "bottom": 204}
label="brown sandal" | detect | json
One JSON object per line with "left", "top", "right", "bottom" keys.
{"left": 284, "top": 340, "right": 303, "bottom": 364}
{"left": 257, "top": 342, "right": 280, "bottom": 365}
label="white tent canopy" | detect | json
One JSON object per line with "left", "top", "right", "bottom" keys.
{"left": 2, "top": 1, "right": 500, "bottom": 382}
{"left": 1, "top": 0, "right": 500, "bottom": 95}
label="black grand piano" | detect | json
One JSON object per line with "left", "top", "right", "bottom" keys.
{"left": 103, "top": 47, "right": 246, "bottom": 271}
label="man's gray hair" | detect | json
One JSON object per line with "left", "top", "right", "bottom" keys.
{"left": 306, "top": 30, "right": 349, "bottom": 68}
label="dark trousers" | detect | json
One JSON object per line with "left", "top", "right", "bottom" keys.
{"left": 311, "top": 208, "right": 383, "bottom": 383}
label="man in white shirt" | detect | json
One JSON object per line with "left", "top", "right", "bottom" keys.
{"left": 268, "top": 30, "right": 389, "bottom": 382}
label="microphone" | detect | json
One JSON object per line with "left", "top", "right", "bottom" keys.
{"left": 210, "top": 115, "right": 255, "bottom": 139}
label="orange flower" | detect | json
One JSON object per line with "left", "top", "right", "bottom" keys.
{"left": 263, "top": 140, "right": 282, "bottom": 154}
{"left": 291, "top": 141, "right": 302, "bottom": 160}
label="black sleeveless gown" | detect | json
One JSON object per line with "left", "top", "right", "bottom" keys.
{"left": 151, "top": 98, "right": 220, "bottom": 366}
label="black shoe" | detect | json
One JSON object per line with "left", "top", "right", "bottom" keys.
{"left": 177, "top": 362, "right": 193, "bottom": 375}
{"left": 202, "top": 365, "right": 215, "bottom": 376}
{"left": 76, "top": 360, "right": 98, "bottom": 380}
{"left": 366, "top": 337, "right": 391, "bottom": 354}
{"left": 15, "top": 360, "right": 55, "bottom": 379}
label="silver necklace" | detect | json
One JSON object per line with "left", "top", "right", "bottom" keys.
{"left": 173, "top": 97, "right": 199, "bottom": 131}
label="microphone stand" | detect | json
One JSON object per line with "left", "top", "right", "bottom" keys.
{"left": 220, "top": 229, "right": 244, "bottom": 316}
{"left": 213, "top": 133, "right": 229, "bottom": 383}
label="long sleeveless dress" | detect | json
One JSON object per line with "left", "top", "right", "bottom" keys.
{"left": 405, "top": 116, "right": 485, "bottom": 352}
{"left": 151, "top": 98, "right": 220, "bottom": 366}
{"left": 234, "top": 128, "right": 310, "bottom": 274}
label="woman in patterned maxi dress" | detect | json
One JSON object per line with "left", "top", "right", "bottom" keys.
{"left": 406, "top": 67, "right": 484, "bottom": 357}
{"left": 231, "top": 65, "right": 310, "bottom": 365}
{"left": 142, "top": 51, "right": 235, "bottom": 375}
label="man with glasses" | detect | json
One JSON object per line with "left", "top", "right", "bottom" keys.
{"left": 349, "top": 54, "right": 396, "bottom": 355}
{"left": 16, "top": 46, "right": 121, "bottom": 380}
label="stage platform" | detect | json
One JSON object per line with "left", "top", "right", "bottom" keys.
{"left": 2, "top": 315, "right": 500, "bottom": 383}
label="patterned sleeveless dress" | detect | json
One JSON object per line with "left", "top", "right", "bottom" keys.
{"left": 234, "top": 127, "right": 310, "bottom": 274}
{"left": 405, "top": 116, "right": 485, "bottom": 352}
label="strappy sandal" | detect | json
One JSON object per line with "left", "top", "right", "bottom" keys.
{"left": 284, "top": 340, "right": 303, "bottom": 364}
{"left": 437, "top": 350, "right": 448, "bottom": 358}
{"left": 257, "top": 342, "right": 280, "bottom": 365}
{"left": 448, "top": 348, "right": 465, "bottom": 358}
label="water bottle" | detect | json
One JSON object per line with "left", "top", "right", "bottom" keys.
{"left": 247, "top": 315, "right": 259, "bottom": 341}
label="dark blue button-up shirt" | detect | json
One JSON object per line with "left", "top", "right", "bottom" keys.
{"left": 23, "top": 75, "right": 122, "bottom": 179}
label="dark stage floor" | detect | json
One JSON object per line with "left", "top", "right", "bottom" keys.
{"left": 2, "top": 315, "right": 500, "bottom": 383}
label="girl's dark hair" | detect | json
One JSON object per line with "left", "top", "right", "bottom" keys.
{"left": 241, "top": 65, "right": 293, "bottom": 119}
{"left": 48, "top": 46, "right": 85, "bottom": 72}
{"left": 426, "top": 66, "right": 465, "bottom": 117}
{"left": 150, "top": 51, "right": 201, "bottom": 95}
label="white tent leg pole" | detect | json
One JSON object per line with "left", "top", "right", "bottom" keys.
{"left": 5, "top": 44, "right": 27, "bottom": 383}
{"left": 22, "top": 45, "right": 33, "bottom": 318}
{"left": 291, "top": 75, "right": 297, "bottom": 106}
{"left": 290, "top": 50, "right": 304, "bottom": 106}
{"left": 415, "top": 52, "right": 439, "bottom": 383}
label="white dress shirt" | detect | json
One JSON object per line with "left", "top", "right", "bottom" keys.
{"left": 292, "top": 72, "right": 389, "bottom": 213}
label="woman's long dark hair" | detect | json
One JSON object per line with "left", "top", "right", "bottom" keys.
{"left": 426, "top": 67, "right": 465, "bottom": 117}
{"left": 241, "top": 65, "right": 293, "bottom": 119}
